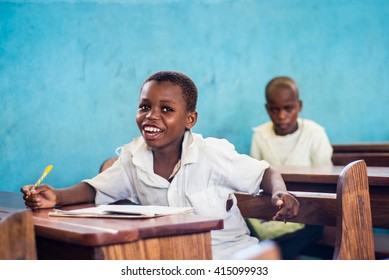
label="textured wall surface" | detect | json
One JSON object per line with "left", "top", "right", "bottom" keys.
{"left": 1, "top": 0, "right": 389, "bottom": 192}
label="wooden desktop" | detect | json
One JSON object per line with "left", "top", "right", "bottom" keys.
{"left": 0, "top": 192, "right": 223, "bottom": 260}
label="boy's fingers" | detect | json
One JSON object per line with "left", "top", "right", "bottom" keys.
{"left": 21, "top": 185, "right": 32, "bottom": 193}
{"left": 273, "top": 204, "right": 297, "bottom": 221}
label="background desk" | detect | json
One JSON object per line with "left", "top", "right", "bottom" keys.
{"left": 0, "top": 192, "right": 223, "bottom": 260}
{"left": 332, "top": 143, "right": 389, "bottom": 167}
{"left": 275, "top": 165, "right": 389, "bottom": 229}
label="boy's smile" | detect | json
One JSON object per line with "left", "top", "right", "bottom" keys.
{"left": 136, "top": 80, "right": 197, "bottom": 153}
{"left": 142, "top": 125, "right": 163, "bottom": 139}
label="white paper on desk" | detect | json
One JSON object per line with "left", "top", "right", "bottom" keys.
{"left": 49, "top": 205, "right": 195, "bottom": 219}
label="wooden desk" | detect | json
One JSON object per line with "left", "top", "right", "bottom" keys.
{"left": 274, "top": 165, "right": 389, "bottom": 229}
{"left": 237, "top": 160, "right": 377, "bottom": 259}
{"left": 0, "top": 192, "right": 223, "bottom": 260}
{"left": 332, "top": 143, "right": 389, "bottom": 166}
{"left": 0, "top": 207, "right": 37, "bottom": 259}
{"left": 332, "top": 143, "right": 389, "bottom": 153}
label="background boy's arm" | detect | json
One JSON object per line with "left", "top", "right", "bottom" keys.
{"left": 260, "top": 167, "right": 299, "bottom": 220}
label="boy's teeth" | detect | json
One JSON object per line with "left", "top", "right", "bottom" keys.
{"left": 144, "top": 126, "right": 162, "bottom": 132}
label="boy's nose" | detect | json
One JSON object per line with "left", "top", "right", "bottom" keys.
{"left": 278, "top": 110, "right": 287, "bottom": 120}
{"left": 146, "top": 109, "right": 160, "bottom": 120}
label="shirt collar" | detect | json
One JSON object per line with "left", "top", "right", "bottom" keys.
{"left": 180, "top": 130, "right": 198, "bottom": 165}
{"left": 130, "top": 130, "right": 199, "bottom": 170}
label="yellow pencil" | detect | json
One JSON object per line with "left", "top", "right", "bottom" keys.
{"left": 26, "top": 165, "right": 53, "bottom": 198}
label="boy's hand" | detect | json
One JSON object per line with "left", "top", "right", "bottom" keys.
{"left": 21, "top": 184, "right": 57, "bottom": 210}
{"left": 271, "top": 190, "right": 299, "bottom": 221}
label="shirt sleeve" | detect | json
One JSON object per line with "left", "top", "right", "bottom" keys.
{"left": 83, "top": 152, "right": 135, "bottom": 205}
{"left": 212, "top": 139, "right": 270, "bottom": 194}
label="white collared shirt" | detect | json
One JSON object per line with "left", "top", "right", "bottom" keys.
{"left": 250, "top": 118, "right": 333, "bottom": 166}
{"left": 84, "top": 130, "right": 269, "bottom": 259}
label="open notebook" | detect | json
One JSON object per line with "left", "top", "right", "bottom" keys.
{"left": 49, "top": 205, "right": 195, "bottom": 219}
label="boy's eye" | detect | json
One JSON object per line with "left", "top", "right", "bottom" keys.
{"left": 161, "top": 106, "right": 174, "bottom": 112}
{"left": 285, "top": 104, "right": 298, "bottom": 112}
{"left": 269, "top": 108, "right": 279, "bottom": 113}
{"left": 139, "top": 104, "right": 150, "bottom": 111}
{"left": 284, "top": 106, "right": 293, "bottom": 112}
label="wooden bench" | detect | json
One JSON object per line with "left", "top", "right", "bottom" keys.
{"left": 331, "top": 143, "right": 389, "bottom": 258}
{"left": 236, "top": 160, "right": 375, "bottom": 260}
{"left": 0, "top": 207, "right": 37, "bottom": 260}
{"left": 332, "top": 143, "right": 389, "bottom": 167}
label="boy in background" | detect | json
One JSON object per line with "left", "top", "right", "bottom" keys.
{"left": 249, "top": 76, "right": 333, "bottom": 259}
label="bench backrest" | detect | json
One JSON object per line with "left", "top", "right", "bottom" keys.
{"left": 334, "top": 160, "right": 374, "bottom": 259}
{"left": 236, "top": 160, "right": 375, "bottom": 260}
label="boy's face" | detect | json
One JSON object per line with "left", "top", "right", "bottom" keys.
{"left": 136, "top": 80, "right": 197, "bottom": 152}
{"left": 265, "top": 86, "right": 302, "bottom": 136}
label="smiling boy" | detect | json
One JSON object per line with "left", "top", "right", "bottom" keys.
{"left": 21, "top": 71, "right": 299, "bottom": 259}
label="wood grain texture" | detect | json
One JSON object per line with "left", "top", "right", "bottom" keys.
{"left": 334, "top": 160, "right": 375, "bottom": 260}
{"left": 0, "top": 208, "right": 37, "bottom": 259}
{"left": 36, "top": 232, "right": 212, "bottom": 260}
{"left": 96, "top": 232, "right": 212, "bottom": 260}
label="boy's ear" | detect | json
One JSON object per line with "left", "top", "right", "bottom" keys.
{"left": 298, "top": 100, "right": 303, "bottom": 112}
{"left": 186, "top": 111, "right": 198, "bottom": 129}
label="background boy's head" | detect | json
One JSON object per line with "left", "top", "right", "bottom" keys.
{"left": 142, "top": 71, "right": 198, "bottom": 112}
{"left": 264, "top": 76, "right": 302, "bottom": 136}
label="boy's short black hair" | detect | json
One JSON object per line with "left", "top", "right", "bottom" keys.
{"left": 142, "top": 71, "right": 198, "bottom": 112}
{"left": 265, "top": 76, "right": 299, "bottom": 102}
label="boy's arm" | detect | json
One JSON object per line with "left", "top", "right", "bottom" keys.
{"left": 55, "top": 182, "right": 96, "bottom": 206}
{"left": 260, "top": 167, "right": 299, "bottom": 221}
{"left": 22, "top": 182, "right": 96, "bottom": 210}
{"left": 260, "top": 167, "right": 287, "bottom": 195}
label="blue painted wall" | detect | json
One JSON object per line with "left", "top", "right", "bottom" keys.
{"left": 1, "top": 0, "right": 389, "bottom": 192}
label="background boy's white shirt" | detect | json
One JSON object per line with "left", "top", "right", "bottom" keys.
{"left": 251, "top": 118, "right": 333, "bottom": 166}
